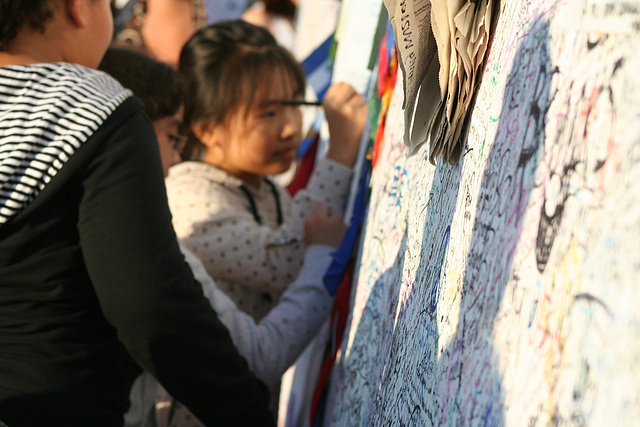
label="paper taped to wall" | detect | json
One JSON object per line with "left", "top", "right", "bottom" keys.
{"left": 385, "top": 0, "right": 496, "bottom": 164}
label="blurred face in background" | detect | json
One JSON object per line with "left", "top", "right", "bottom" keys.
{"left": 153, "top": 107, "right": 185, "bottom": 176}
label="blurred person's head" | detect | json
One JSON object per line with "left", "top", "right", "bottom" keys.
{"left": 99, "top": 46, "right": 185, "bottom": 175}
{"left": 0, "top": 0, "right": 114, "bottom": 68}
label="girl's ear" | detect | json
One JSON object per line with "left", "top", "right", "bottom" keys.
{"left": 65, "top": 0, "right": 87, "bottom": 28}
{"left": 192, "top": 122, "right": 221, "bottom": 148}
{"left": 193, "top": 122, "right": 227, "bottom": 163}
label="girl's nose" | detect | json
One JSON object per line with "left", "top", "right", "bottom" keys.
{"left": 281, "top": 107, "right": 302, "bottom": 139}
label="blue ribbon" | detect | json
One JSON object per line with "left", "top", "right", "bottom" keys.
{"left": 323, "top": 161, "right": 371, "bottom": 296}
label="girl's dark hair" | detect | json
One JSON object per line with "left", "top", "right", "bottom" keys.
{"left": 178, "top": 20, "right": 306, "bottom": 160}
{"left": 262, "top": 0, "right": 296, "bottom": 21}
{"left": 0, "top": 0, "right": 56, "bottom": 51}
{"left": 98, "top": 46, "right": 184, "bottom": 121}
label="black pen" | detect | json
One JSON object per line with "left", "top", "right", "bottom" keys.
{"left": 264, "top": 237, "right": 301, "bottom": 250}
{"left": 279, "top": 99, "right": 322, "bottom": 106}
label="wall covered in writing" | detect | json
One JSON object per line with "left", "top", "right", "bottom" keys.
{"left": 324, "top": 0, "right": 640, "bottom": 425}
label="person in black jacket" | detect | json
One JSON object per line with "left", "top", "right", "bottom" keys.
{"left": 0, "top": 1, "right": 275, "bottom": 425}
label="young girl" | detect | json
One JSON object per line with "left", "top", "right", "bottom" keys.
{"left": 99, "top": 45, "right": 348, "bottom": 427}
{"left": 166, "top": 19, "right": 367, "bottom": 419}
{"left": 168, "top": 20, "right": 366, "bottom": 320}
{"left": 0, "top": 2, "right": 276, "bottom": 425}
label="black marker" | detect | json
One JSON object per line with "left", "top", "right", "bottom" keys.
{"left": 279, "top": 99, "right": 322, "bottom": 106}
{"left": 264, "top": 237, "right": 301, "bottom": 250}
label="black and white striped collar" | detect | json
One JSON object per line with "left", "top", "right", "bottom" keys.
{"left": 0, "top": 63, "right": 132, "bottom": 226}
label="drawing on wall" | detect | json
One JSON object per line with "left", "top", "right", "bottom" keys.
{"left": 322, "top": 0, "right": 640, "bottom": 425}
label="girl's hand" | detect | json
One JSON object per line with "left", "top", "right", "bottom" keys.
{"left": 304, "top": 203, "right": 347, "bottom": 248}
{"left": 323, "top": 82, "right": 368, "bottom": 167}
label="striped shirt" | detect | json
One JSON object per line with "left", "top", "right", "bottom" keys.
{"left": 0, "top": 63, "right": 132, "bottom": 226}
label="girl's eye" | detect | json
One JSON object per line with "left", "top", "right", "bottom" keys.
{"left": 259, "top": 110, "right": 277, "bottom": 118}
{"left": 168, "top": 133, "right": 187, "bottom": 152}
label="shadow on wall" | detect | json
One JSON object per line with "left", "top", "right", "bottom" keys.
{"left": 364, "top": 148, "right": 466, "bottom": 425}
{"left": 433, "top": 12, "right": 554, "bottom": 426}
{"left": 326, "top": 10, "right": 556, "bottom": 427}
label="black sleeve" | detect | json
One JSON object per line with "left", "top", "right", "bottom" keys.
{"left": 77, "top": 100, "right": 274, "bottom": 426}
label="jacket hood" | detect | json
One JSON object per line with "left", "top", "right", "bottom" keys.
{"left": 0, "top": 63, "right": 131, "bottom": 226}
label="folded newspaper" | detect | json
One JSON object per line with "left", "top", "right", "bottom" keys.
{"left": 384, "top": 0, "right": 496, "bottom": 165}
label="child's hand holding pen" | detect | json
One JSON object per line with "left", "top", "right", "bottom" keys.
{"left": 279, "top": 83, "right": 368, "bottom": 170}
{"left": 323, "top": 82, "right": 369, "bottom": 168}
{"left": 304, "top": 202, "right": 347, "bottom": 249}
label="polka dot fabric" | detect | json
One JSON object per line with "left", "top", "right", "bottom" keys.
{"left": 165, "top": 158, "right": 352, "bottom": 322}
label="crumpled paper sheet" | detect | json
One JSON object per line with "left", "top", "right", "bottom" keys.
{"left": 384, "top": 0, "right": 496, "bottom": 165}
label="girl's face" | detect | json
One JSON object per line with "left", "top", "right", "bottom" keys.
{"left": 201, "top": 69, "right": 303, "bottom": 186}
